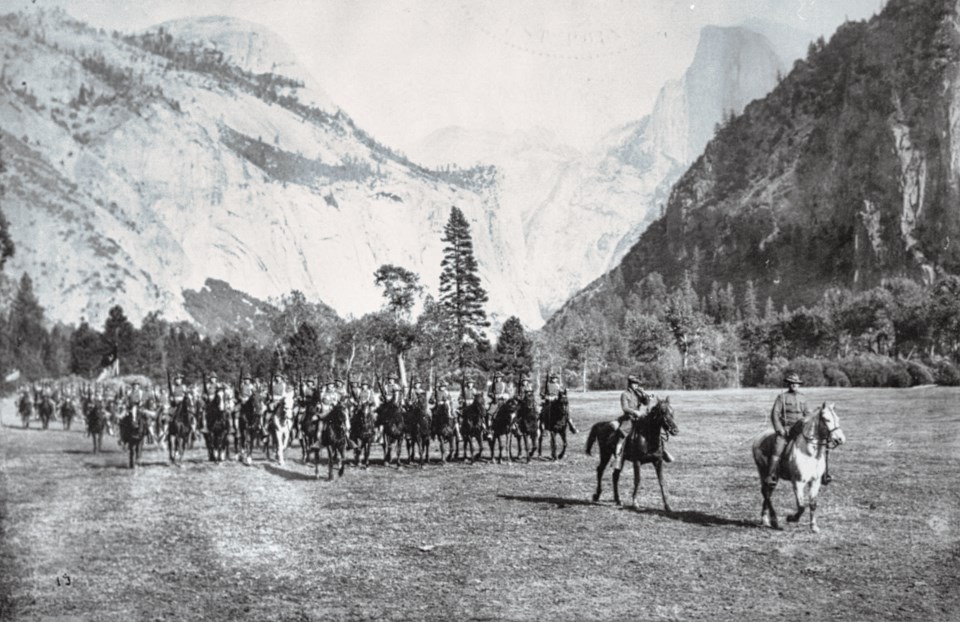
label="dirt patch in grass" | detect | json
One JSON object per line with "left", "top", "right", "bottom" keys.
{"left": 1, "top": 388, "right": 959, "bottom": 621}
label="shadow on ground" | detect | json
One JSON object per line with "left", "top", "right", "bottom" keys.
{"left": 496, "top": 493, "right": 598, "bottom": 508}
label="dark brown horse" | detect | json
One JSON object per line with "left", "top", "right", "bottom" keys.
{"left": 350, "top": 401, "right": 377, "bottom": 468}
{"left": 539, "top": 390, "right": 571, "bottom": 460}
{"left": 404, "top": 396, "right": 432, "bottom": 467}
{"left": 586, "top": 397, "right": 679, "bottom": 511}
{"left": 375, "top": 400, "right": 406, "bottom": 468}
{"left": 120, "top": 408, "right": 151, "bottom": 469}
{"left": 459, "top": 394, "right": 487, "bottom": 463}
{"left": 431, "top": 400, "right": 458, "bottom": 463}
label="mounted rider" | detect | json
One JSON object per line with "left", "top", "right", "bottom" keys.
{"left": 486, "top": 371, "right": 510, "bottom": 422}
{"left": 269, "top": 373, "right": 295, "bottom": 424}
{"left": 431, "top": 379, "right": 461, "bottom": 442}
{"left": 408, "top": 379, "right": 428, "bottom": 406}
{"left": 126, "top": 380, "right": 144, "bottom": 421}
{"left": 611, "top": 375, "right": 673, "bottom": 471}
{"left": 765, "top": 371, "right": 823, "bottom": 485}
{"left": 383, "top": 375, "right": 404, "bottom": 405}
{"left": 540, "top": 372, "right": 577, "bottom": 434}
{"left": 169, "top": 373, "right": 187, "bottom": 408}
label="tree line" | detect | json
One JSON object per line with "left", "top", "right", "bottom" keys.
{"left": 544, "top": 270, "right": 960, "bottom": 390}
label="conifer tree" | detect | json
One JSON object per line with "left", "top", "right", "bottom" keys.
{"left": 10, "top": 274, "right": 47, "bottom": 378}
{"left": 494, "top": 316, "right": 532, "bottom": 389}
{"left": 743, "top": 280, "right": 759, "bottom": 322}
{"left": 439, "top": 207, "right": 489, "bottom": 386}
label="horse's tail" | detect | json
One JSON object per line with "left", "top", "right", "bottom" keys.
{"left": 585, "top": 423, "right": 599, "bottom": 456}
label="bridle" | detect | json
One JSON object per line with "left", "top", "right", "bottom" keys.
{"left": 802, "top": 407, "right": 842, "bottom": 448}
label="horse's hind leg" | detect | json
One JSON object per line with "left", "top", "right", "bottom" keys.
{"left": 558, "top": 430, "right": 568, "bottom": 460}
{"left": 630, "top": 461, "right": 641, "bottom": 509}
{"left": 807, "top": 480, "right": 822, "bottom": 533}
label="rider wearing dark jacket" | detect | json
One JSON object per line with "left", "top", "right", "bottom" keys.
{"left": 612, "top": 375, "right": 673, "bottom": 469}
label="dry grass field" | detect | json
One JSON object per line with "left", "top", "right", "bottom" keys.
{"left": 1, "top": 388, "right": 959, "bottom": 621}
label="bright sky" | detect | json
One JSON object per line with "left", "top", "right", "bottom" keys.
{"left": 20, "top": 0, "right": 883, "bottom": 154}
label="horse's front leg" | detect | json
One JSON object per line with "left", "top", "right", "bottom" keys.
{"left": 612, "top": 464, "right": 623, "bottom": 506}
{"left": 787, "top": 480, "right": 806, "bottom": 525}
{"left": 654, "top": 461, "right": 672, "bottom": 514}
{"left": 558, "top": 430, "right": 568, "bottom": 460}
{"left": 593, "top": 453, "right": 608, "bottom": 502}
{"left": 807, "top": 479, "right": 822, "bottom": 533}
{"left": 631, "top": 460, "right": 641, "bottom": 509}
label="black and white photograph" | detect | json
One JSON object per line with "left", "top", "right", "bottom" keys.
{"left": 0, "top": 0, "right": 958, "bottom": 619}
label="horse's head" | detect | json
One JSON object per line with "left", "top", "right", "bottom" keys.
{"left": 651, "top": 397, "right": 679, "bottom": 437}
{"left": 817, "top": 402, "right": 845, "bottom": 448}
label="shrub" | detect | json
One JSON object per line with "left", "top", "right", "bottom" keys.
{"left": 934, "top": 360, "right": 960, "bottom": 386}
{"left": 885, "top": 362, "right": 913, "bottom": 388}
{"left": 905, "top": 360, "right": 935, "bottom": 386}
{"left": 762, "top": 357, "right": 790, "bottom": 387}
{"left": 590, "top": 368, "right": 626, "bottom": 391}
{"left": 789, "top": 357, "right": 826, "bottom": 386}
{"left": 632, "top": 363, "right": 675, "bottom": 390}
{"left": 839, "top": 355, "right": 892, "bottom": 387}
{"left": 680, "top": 366, "right": 735, "bottom": 390}
{"left": 822, "top": 361, "right": 851, "bottom": 387}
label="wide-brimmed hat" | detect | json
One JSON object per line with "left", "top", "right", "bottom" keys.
{"left": 627, "top": 375, "right": 642, "bottom": 385}
{"left": 783, "top": 372, "right": 803, "bottom": 385}
{"left": 549, "top": 373, "right": 560, "bottom": 380}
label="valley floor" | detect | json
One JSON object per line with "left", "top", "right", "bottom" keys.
{"left": 1, "top": 388, "right": 959, "bottom": 621}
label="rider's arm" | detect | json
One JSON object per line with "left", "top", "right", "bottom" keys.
{"left": 620, "top": 392, "right": 643, "bottom": 419}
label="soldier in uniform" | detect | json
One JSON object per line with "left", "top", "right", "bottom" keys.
{"left": 127, "top": 380, "right": 144, "bottom": 421}
{"left": 765, "top": 371, "right": 814, "bottom": 485}
{"left": 540, "top": 372, "right": 577, "bottom": 434}
{"left": 431, "top": 379, "right": 460, "bottom": 442}
{"left": 611, "top": 375, "right": 673, "bottom": 471}
{"left": 409, "top": 379, "right": 428, "bottom": 405}
{"left": 384, "top": 375, "right": 404, "bottom": 406}
{"left": 486, "top": 371, "right": 510, "bottom": 422}
{"left": 358, "top": 381, "right": 377, "bottom": 408}
{"left": 458, "top": 378, "right": 478, "bottom": 410}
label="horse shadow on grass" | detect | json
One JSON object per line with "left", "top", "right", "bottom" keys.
{"left": 496, "top": 494, "right": 600, "bottom": 509}
{"left": 264, "top": 463, "right": 321, "bottom": 481}
{"left": 497, "top": 494, "right": 758, "bottom": 528}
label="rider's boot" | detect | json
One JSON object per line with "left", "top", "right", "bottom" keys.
{"left": 612, "top": 437, "right": 625, "bottom": 471}
{"left": 567, "top": 419, "right": 578, "bottom": 435}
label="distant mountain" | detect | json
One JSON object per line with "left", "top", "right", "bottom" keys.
{"left": 548, "top": 0, "right": 960, "bottom": 327}
{"left": 182, "top": 278, "right": 278, "bottom": 342}
{"left": 0, "top": 9, "right": 540, "bottom": 329}
{"left": 417, "top": 24, "right": 791, "bottom": 318}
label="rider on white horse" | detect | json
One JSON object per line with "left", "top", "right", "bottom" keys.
{"left": 765, "top": 371, "right": 810, "bottom": 485}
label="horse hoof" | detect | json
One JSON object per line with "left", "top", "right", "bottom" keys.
{"left": 591, "top": 494, "right": 600, "bottom": 503}
{"left": 787, "top": 515, "right": 800, "bottom": 523}
{"left": 811, "top": 525, "right": 820, "bottom": 534}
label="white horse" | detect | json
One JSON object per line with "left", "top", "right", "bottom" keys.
{"left": 752, "top": 403, "right": 846, "bottom": 533}
{"left": 266, "top": 399, "right": 294, "bottom": 466}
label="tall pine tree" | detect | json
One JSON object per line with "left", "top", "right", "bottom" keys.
{"left": 439, "top": 206, "right": 489, "bottom": 388}
{"left": 494, "top": 316, "right": 532, "bottom": 390}
{"left": 10, "top": 274, "right": 47, "bottom": 379}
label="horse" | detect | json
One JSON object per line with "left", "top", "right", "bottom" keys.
{"left": 18, "top": 394, "right": 33, "bottom": 428}
{"left": 299, "top": 396, "right": 323, "bottom": 464}
{"left": 37, "top": 395, "right": 56, "bottom": 430}
{"left": 204, "top": 392, "right": 232, "bottom": 463}
{"left": 119, "top": 407, "right": 151, "bottom": 469}
{"left": 375, "top": 400, "right": 406, "bottom": 468}
{"left": 319, "top": 402, "right": 349, "bottom": 480}
{"left": 539, "top": 390, "right": 571, "bottom": 460}
{"left": 459, "top": 393, "right": 488, "bottom": 463}
{"left": 431, "top": 400, "right": 459, "bottom": 463}
{"left": 84, "top": 397, "right": 108, "bottom": 453}
{"left": 404, "top": 396, "right": 433, "bottom": 467}
{"left": 752, "top": 403, "right": 845, "bottom": 533}
{"left": 350, "top": 400, "right": 378, "bottom": 468}
{"left": 60, "top": 397, "right": 78, "bottom": 431}
{"left": 586, "top": 397, "right": 680, "bottom": 511}
{"left": 514, "top": 392, "right": 540, "bottom": 463}
{"left": 487, "top": 398, "right": 521, "bottom": 463}
{"left": 167, "top": 394, "right": 194, "bottom": 465}
{"left": 265, "top": 400, "right": 294, "bottom": 465}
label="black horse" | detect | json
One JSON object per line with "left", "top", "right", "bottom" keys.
{"left": 514, "top": 392, "right": 540, "bottom": 463}
{"left": 585, "top": 397, "right": 679, "bottom": 511}
{"left": 539, "top": 390, "right": 571, "bottom": 460}
{"left": 488, "top": 398, "right": 521, "bottom": 463}
{"left": 84, "top": 397, "right": 108, "bottom": 453}
{"left": 204, "top": 392, "right": 232, "bottom": 463}
{"left": 18, "top": 394, "right": 33, "bottom": 428}
{"left": 459, "top": 394, "right": 487, "bottom": 463}
{"left": 431, "top": 400, "right": 458, "bottom": 463}
{"left": 350, "top": 401, "right": 377, "bottom": 468}
{"left": 375, "top": 401, "right": 406, "bottom": 469}
{"left": 60, "top": 397, "right": 79, "bottom": 431}
{"left": 404, "top": 396, "right": 432, "bottom": 467}
{"left": 120, "top": 408, "right": 151, "bottom": 469}
{"left": 319, "top": 402, "right": 349, "bottom": 480}
{"left": 167, "top": 394, "right": 194, "bottom": 465}
{"left": 37, "top": 395, "right": 56, "bottom": 430}
{"left": 238, "top": 392, "right": 265, "bottom": 465}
